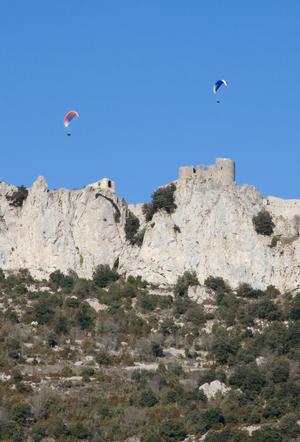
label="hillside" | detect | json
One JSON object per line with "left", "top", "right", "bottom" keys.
{"left": 1, "top": 159, "right": 300, "bottom": 441}
{"left": 0, "top": 268, "right": 300, "bottom": 441}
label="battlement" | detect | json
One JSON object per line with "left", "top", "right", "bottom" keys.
{"left": 179, "top": 158, "right": 235, "bottom": 185}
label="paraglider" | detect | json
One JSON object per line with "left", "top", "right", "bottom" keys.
{"left": 213, "top": 80, "right": 228, "bottom": 103}
{"left": 64, "top": 110, "right": 79, "bottom": 136}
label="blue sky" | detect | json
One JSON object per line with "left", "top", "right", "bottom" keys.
{"left": 0, "top": 1, "right": 299, "bottom": 203}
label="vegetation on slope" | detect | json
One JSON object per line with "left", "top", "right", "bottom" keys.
{"left": 0, "top": 268, "right": 299, "bottom": 440}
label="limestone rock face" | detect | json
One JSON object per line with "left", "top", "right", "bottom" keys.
{"left": 199, "top": 380, "right": 230, "bottom": 400}
{"left": 0, "top": 160, "right": 300, "bottom": 292}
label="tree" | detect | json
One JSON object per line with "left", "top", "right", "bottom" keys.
{"left": 174, "top": 271, "right": 199, "bottom": 297}
{"left": 55, "top": 315, "right": 69, "bottom": 335}
{"left": 11, "top": 403, "right": 33, "bottom": 426}
{"left": 143, "top": 183, "right": 177, "bottom": 222}
{"left": 271, "top": 359, "right": 290, "bottom": 383}
{"left": 279, "top": 413, "right": 300, "bottom": 439}
{"left": 290, "top": 293, "right": 300, "bottom": 320}
{"left": 185, "top": 305, "right": 205, "bottom": 326}
{"left": 251, "top": 425, "right": 282, "bottom": 442}
{"left": 229, "top": 364, "right": 266, "bottom": 395}
{"left": 205, "top": 429, "right": 250, "bottom": 442}
{"left": 257, "top": 298, "right": 281, "bottom": 321}
{"left": 158, "top": 418, "right": 186, "bottom": 442}
{"left": 237, "top": 283, "right": 264, "bottom": 299}
{"left": 253, "top": 210, "right": 274, "bottom": 236}
{"left": 139, "top": 390, "right": 158, "bottom": 407}
{"left": 198, "top": 408, "right": 225, "bottom": 433}
{"left": 92, "top": 264, "right": 119, "bottom": 287}
{"left": 211, "top": 328, "right": 239, "bottom": 364}
{"left": 33, "top": 297, "right": 55, "bottom": 324}
{"left": 204, "top": 276, "right": 230, "bottom": 293}
{"left": 49, "top": 270, "right": 75, "bottom": 290}
{"left": 76, "top": 303, "right": 94, "bottom": 330}
{"left": 125, "top": 210, "right": 143, "bottom": 246}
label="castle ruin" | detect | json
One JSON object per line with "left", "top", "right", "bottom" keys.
{"left": 179, "top": 158, "right": 235, "bottom": 186}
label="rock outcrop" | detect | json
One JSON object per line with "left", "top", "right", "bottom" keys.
{"left": 0, "top": 158, "right": 300, "bottom": 291}
{"left": 199, "top": 380, "right": 231, "bottom": 400}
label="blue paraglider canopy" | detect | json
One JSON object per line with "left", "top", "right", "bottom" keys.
{"left": 213, "top": 79, "right": 228, "bottom": 94}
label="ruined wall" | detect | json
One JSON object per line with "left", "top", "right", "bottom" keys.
{"left": 179, "top": 158, "right": 235, "bottom": 185}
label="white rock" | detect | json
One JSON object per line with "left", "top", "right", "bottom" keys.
{"left": 86, "top": 298, "right": 108, "bottom": 312}
{"left": 199, "top": 380, "right": 230, "bottom": 399}
{"left": 188, "top": 285, "right": 213, "bottom": 303}
{"left": 0, "top": 159, "right": 300, "bottom": 291}
{"left": 0, "top": 373, "right": 11, "bottom": 381}
{"left": 255, "top": 356, "right": 267, "bottom": 366}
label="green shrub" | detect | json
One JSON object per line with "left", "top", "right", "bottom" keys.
{"left": 229, "top": 364, "right": 266, "bottom": 395}
{"left": 33, "top": 297, "right": 55, "bottom": 324}
{"left": 251, "top": 425, "right": 282, "bottom": 442}
{"left": 11, "top": 403, "right": 33, "bottom": 425}
{"left": 139, "top": 389, "right": 158, "bottom": 407}
{"left": 204, "top": 428, "right": 250, "bottom": 442}
{"left": 0, "top": 421, "right": 23, "bottom": 441}
{"left": 262, "top": 399, "right": 286, "bottom": 419}
{"left": 32, "top": 422, "right": 47, "bottom": 442}
{"left": 65, "top": 296, "right": 80, "bottom": 308}
{"left": 151, "top": 341, "right": 164, "bottom": 357}
{"left": 51, "top": 419, "right": 69, "bottom": 437}
{"left": 174, "top": 271, "right": 199, "bottom": 297}
{"left": 158, "top": 418, "right": 186, "bottom": 442}
{"left": 139, "top": 293, "right": 157, "bottom": 311}
{"left": 68, "top": 423, "right": 90, "bottom": 439}
{"left": 185, "top": 305, "right": 205, "bottom": 326}
{"left": 49, "top": 270, "right": 76, "bottom": 290}
{"left": 54, "top": 315, "right": 69, "bottom": 334}
{"left": 96, "top": 351, "right": 113, "bottom": 366}
{"left": 5, "top": 308, "right": 19, "bottom": 323}
{"left": 125, "top": 210, "right": 144, "bottom": 246}
{"left": 6, "top": 337, "right": 21, "bottom": 359}
{"left": 93, "top": 264, "right": 120, "bottom": 287}
{"left": 271, "top": 359, "right": 290, "bottom": 383}
{"left": 278, "top": 413, "right": 300, "bottom": 439}
{"left": 6, "top": 185, "right": 28, "bottom": 207}
{"left": 211, "top": 328, "right": 239, "bottom": 364}
{"left": 290, "top": 293, "right": 300, "bottom": 320}
{"left": 76, "top": 303, "right": 94, "bottom": 330}
{"left": 204, "top": 276, "right": 230, "bottom": 293}
{"left": 237, "top": 283, "right": 264, "bottom": 299}
{"left": 256, "top": 299, "right": 281, "bottom": 320}
{"left": 198, "top": 408, "right": 225, "bottom": 433}
{"left": 143, "top": 183, "right": 177, "bottom": 222}
{"left": 261, "top": 322, "right": 288, "bottom": 355}
{"left": 253, "top": 210, "right": 275, "bottom": 236}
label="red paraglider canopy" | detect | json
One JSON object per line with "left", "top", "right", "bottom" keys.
{"left": 64, "top": 110, "right": 80, "bottom": 128}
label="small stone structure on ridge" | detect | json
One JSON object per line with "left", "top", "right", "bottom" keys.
{"left": 179, "top": 158, "right": 235, "bottom": 186}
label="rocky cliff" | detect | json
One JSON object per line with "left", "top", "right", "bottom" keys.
{"left": 1, "top": 159, "right": 300, "bottom": 292}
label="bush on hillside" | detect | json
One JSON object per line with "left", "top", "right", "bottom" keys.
{"left": 204, "top": 276, "right": 230, "bottom": 293}
{"left": 125, "top": 210, "right": 145, "bottom": 246}
{"left": 92, "top": 264, "right": 119, "bottom": 287}
{"left": 253, "top": 210, "right": 274, "bottom": 236}
{"left": 174, "top": 271, "right": 199, "bottom": 297}
{"left": 6, "top": 185, "right": 28, "bottom": 208}
{"left": 143, "top": 183, "right": 177, "bottom": 222}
